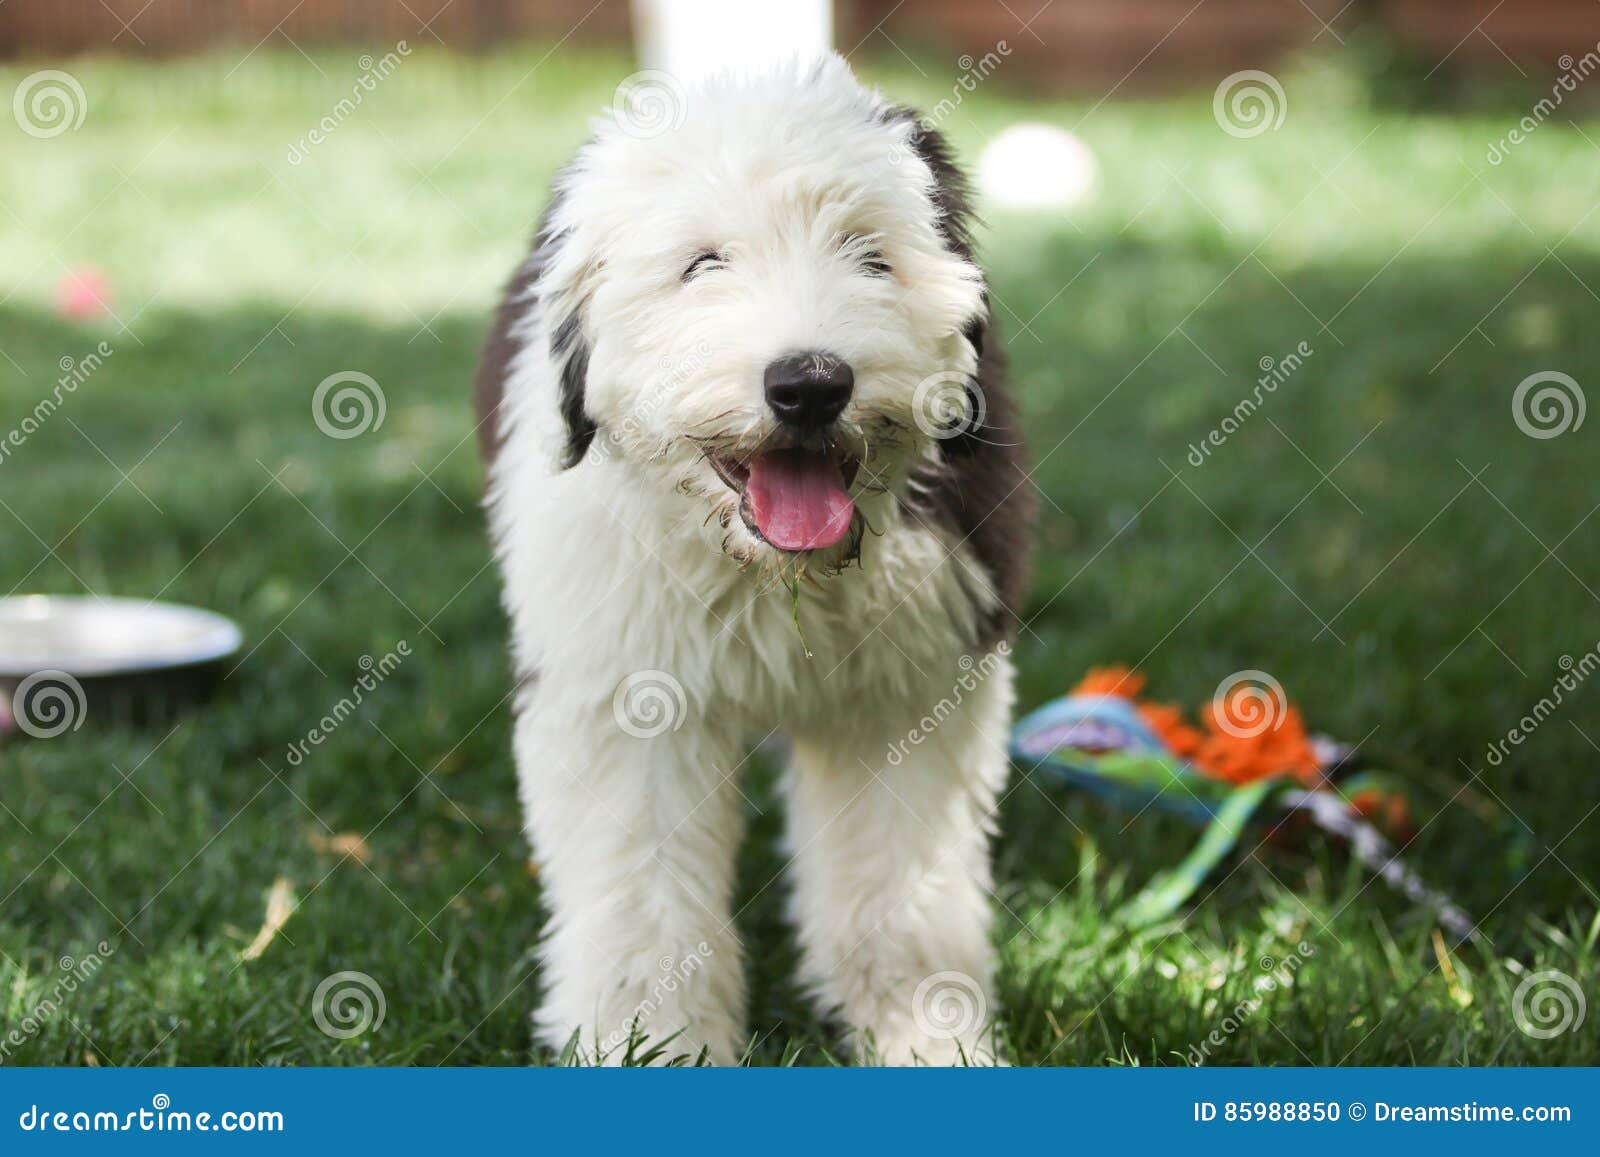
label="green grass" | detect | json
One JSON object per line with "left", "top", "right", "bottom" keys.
{"left": 2, "top": 44, "right": 1598, "bottom": 1066}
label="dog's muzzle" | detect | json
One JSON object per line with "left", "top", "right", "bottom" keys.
{"left": 703, "top": 351, "right": 862, "bottom": 554}
{"left": 763, "top": 351, "right": 853, "bottom": 433}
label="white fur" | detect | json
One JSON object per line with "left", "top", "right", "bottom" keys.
{"left": 485, "top": 57, "right": 1013, "bottom": 1065}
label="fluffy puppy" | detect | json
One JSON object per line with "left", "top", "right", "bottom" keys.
{"left": 476, "top": 55, "right": 1033, "bottom": 1064}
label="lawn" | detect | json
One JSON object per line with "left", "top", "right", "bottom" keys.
{"left": 1, "top": 43, "right": 1597, "bottom": 1066}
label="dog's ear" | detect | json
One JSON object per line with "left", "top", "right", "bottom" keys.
{"left": 883, "top": 107, "right": 991, "bottom": 458}
{"left": 530, "top": 182, "right": 599, "bottom": 469}
{"left": 548, "top": 304, "right": 596, "bottom": 468}
{"left": 882, "top": 107, "right": 978, "bottom": 262}
{"left": 942, "top": 293, "right": 992, "bottom": 459}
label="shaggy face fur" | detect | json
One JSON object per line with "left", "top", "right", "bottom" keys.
{"left": 477, "top": 56, "right": 1033, "bottom": 1065}
{"left": 488, "top": 61, "right": 996, "bottom": 580}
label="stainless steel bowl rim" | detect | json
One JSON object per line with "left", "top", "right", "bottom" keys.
{"left": 0, "top": 595, "right": 244, "bottom": 678}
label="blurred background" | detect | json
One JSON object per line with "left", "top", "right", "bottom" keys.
{"left": 1, "top": 1, "right": 1597, "bottom": 1066}
{"left": 4, "top": 1, "right": 1596, "bottom": 87}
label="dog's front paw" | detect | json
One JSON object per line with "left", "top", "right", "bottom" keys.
{"left": 538, "top": 1014, "right": 739, "bottom": 1067}
{"left": 863, "top": 1028, "right": 1005, "bottom": 1067}
{"left": 854, "top": 973, "right": 1004, "bottom": 1066}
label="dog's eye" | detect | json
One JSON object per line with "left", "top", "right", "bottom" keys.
{"left": 841, "top": 232, "right": 891, "bottom": 277}
{"left": 682, "top": 250, "right": 724, "bottom": 282}
{"left": 859, "top": 249, "right": 892, "bottom": 277}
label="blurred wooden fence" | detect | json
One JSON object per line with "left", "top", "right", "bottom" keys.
{"left": 0, "top": 1, "right": 631, "bottom": 57}
{"left": 3, "top": 1, "right": 1596, "bottom": 87}
{"left": 855, "top": 0, "right": 1600, "bottom": 87}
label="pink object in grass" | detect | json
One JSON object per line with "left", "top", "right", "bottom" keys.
{"left": 55, "top": 268, "right": 113, "bottom": 321}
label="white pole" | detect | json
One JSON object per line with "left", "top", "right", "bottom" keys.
{"left": 631, "top": 0, "right": 834, "bottom": 83}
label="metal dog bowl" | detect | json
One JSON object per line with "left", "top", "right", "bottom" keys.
{"left": 0, "top": 595, "right": 243, "bottom": 735}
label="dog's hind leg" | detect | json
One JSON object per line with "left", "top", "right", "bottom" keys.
{"left": 514, "top": 697, "right": 748, "bottom": 1065}
{"left": 782, "top": 652, "right": 1014, "bottom": 1065}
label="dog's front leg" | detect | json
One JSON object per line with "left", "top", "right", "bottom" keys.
{"left": 784, "top": 655, "right": 1014, "bottom": 1064}
{"left": 514, "top": 696, "right": 747, "bottom": 1064}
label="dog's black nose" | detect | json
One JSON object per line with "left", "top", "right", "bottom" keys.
{"left": 764, "top": 352, "right": 853, "bottom": 431}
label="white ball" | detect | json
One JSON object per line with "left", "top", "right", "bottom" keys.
{"left": 978, "top": 123, "right": 1098, "bottom": 210}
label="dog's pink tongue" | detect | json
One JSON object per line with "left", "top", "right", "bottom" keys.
{"left": 746, "top": 449, "right": 855, "bottom": 551}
